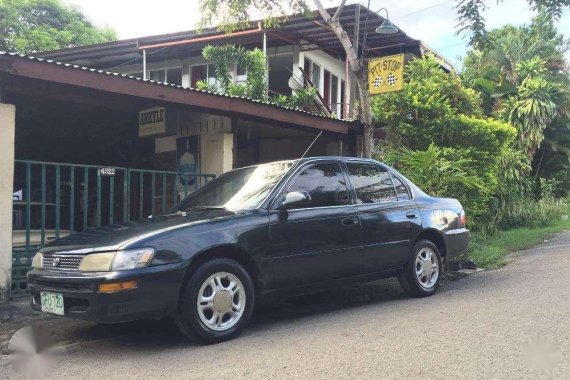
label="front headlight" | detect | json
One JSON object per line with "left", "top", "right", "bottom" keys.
{"left": 32, "top": 253, "right": 43, "bottom": 269}
{"left": 78, "top": 248, "right": 155, "bottom": 272}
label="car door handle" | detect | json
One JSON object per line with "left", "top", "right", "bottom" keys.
{"left": 406, "top": 211, "right": 419, "bottom": 219}
{"left": 341, "top": 217, "right": 359, "bottom": 226}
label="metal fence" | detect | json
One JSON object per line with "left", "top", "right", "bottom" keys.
{"left": 11, "top": 160, "right": 215, "bottom": 298}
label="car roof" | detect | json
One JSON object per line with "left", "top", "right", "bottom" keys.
{"left": 299, "top": 156, "right": 380, "bottom": 164}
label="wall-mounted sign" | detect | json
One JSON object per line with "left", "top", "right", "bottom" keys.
{"left": 139, "top": 107, "right": 166, "bottom": 137}
{"left": 368, "top": 54, "right": 404, "bottom": 95}
{"left": 98, "top": 167, "right": 116, "bottom": 176}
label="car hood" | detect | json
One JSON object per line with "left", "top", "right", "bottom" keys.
{"left": 39, "top": 209, "right": 238, "bottom": 254}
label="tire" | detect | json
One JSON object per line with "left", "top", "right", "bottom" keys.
{"left": 175, "top": 258, "right": 255, "bottom": 344}
{"left": 399, "top": 240, "right": 443, "bottom": 298}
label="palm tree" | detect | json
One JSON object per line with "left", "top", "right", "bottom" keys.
{"left": 508, "top": 75, "right": 559, "bottom": 160}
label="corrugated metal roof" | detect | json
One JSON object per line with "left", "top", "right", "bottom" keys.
{"left": 0, "top": 51, "right": 359, "bottom": 126}
{"left": 37, "top": 4, "right": 426, "bottom": 69}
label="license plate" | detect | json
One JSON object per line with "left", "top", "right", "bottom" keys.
{"left": 40, "top": 291, "right": 64, "bottom": 316}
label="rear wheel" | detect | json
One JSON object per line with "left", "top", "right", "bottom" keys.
{"left": 175, "top": 258, "right": 255, "bottom": 344}
{"left": 399, "top": 240, "right": 442, "bottom": 298}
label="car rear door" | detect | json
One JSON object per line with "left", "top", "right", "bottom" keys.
{"left": 344, "top": 162, "right": 422, "bottom": 270}
{"left": 267, "top": 161, "right": 363, "bottom": 289}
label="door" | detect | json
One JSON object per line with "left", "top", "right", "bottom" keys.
{"left": 345, "top": 162, "right": 422, "bottom": 270}
{"left": 268, "top": 162, "right": 362, "bottom": 289}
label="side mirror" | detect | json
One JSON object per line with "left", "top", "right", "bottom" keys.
{"left": 278, "top": 191, "right": 311, "bottom": 210}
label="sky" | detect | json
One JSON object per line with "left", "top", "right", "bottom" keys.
{"left": 64, "top": 0, "right": 570, "bottom": 68}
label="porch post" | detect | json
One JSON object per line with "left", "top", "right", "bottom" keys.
{"left": 0, "top": 103, "right": 15, "bottom": 303}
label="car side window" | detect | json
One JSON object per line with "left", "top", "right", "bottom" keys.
{"left": 392, "top": 175, "right": 411, "bottom": 201}
{"left": 346, "top": 163, "right": 397, "bottom": 204}
{"left": 287, "top": 163, "right": 350, "bottom": 209}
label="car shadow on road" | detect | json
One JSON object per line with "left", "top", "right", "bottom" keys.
{"left": 52, "top": 278, "right": 411, "bottom": 354}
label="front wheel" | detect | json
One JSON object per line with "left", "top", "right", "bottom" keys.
{"left": 175, "top": 258, "right": 255, "bottom": 344}
{"left": 399, "top": 240, "right": 443, "bottom": 298}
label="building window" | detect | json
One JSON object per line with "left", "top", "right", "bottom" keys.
{"left": 190, "top": 63, "right": 245, "bottom": 89}
{"left": 190, "top": 65, "right": 206, "bottom": 88}
{"left": 323, "top": 70, "right": 331, "bottom": 108}
{"left": 340, "top": 79, "right": 346, "bottom": 118}
{"left": 303, "top": 57, "right": 346, "bottom": 119}
{"left": 312, "top": 62, "right": 321, "bottom": 90}
{"left": 331, "top": 74, "right": 339, "bottom": 115}
{"left": 149, "top": 67, "right": 182, "bottom": 86}
{"left": 235, "top": 64, "right": 247, "bottom": 85}
{"left": 303, "top": 57, "right": 322, "bottom": 90}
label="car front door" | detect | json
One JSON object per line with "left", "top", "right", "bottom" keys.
{"left": 345, "top": 162, "right": 422, "bottom": 271}
{"left": 267, "top": 161, "right": 362, "bottom": 289}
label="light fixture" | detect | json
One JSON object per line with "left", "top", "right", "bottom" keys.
{"left": 375, "top": 8, "right": 399, "bottom": 35}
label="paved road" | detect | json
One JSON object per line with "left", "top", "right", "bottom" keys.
{"left": 3, "top": 231, "right": 570, "bottom": 379}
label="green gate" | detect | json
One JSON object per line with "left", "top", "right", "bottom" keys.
{"left": 11, "top": 160, "right": 215, "bottom": 298}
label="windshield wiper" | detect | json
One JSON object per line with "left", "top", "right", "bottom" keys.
{"left": 184, "top": 206, "right": 228, "bottom": 211}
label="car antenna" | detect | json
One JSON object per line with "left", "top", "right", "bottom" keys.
{"left": 300, "top": 130, "right": 323, "bottom": 159}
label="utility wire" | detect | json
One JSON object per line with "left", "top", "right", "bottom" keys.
{"left": 107, "top": 44, "right": 172, "bottom": 72}
{"left": 392, "top": 0, "right": 453, "bottom": 21}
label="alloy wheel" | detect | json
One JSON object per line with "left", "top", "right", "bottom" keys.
{"left": 415, "top": 247, "right": 439, "bottom": 289}
{"left": 196, "top": 272, "right": 246, "bottom": 331}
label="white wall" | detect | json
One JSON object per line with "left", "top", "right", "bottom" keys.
{"left": 156, "top": 112, "right": 234, "bottom": 177}
{"left": 297, "top": 50, "right": 346, "bottom": 116}
{"left": 0, "top": 104, "right": 15, "bottom": 302}
{"left": 298, "top": 50, "right": 346, "bottom": 90}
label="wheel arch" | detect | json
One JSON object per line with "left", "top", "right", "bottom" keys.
{"left": 180, "top": 244, "right": 263, "bottom": 296}
{"left": 413, "top": 229, "right": 447, "bottom": 259}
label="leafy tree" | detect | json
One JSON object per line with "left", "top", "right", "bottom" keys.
{"left": 0, "top": 0, "right": 116, "bottom": 54}
{"left": 455, "top": 0, "right": 570, "bottom": 48}
{"left": 195, "top": 44, "right": 320, "bottom": 111}
{"left": 462, "top": 21, "right": 570, "bottom": 194}
{"left": 196, "top": 44, "right": 267, "bottom": 100}
{"left": 373, "top": 55, "right": 516, "bottom": 225}
{"left": 385, "top": 144, "right": 489, "bottom": 196}
{"left": 508, "top": 73, "right": 559, "bottom": 159}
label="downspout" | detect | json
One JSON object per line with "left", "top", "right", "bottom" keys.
{"left": 142, "top": 49, "right": 147, "bottom": 80}
{"left": 263, "top": 31, "right": 268, "bottom": 99}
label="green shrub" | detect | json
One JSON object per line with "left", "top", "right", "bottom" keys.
{"left": 494, "top": 197, "right": 567, "bottom": 230}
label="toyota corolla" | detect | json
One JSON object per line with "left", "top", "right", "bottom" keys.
{"left": 28, "top": 157, "right": 469, "bottom": 344}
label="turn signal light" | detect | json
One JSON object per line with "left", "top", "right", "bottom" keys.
{"left": 98, "top": 280, "right": 137, "bottom": 293}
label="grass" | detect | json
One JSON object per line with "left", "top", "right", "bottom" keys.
{"left": 467, "top": 199, "right": 570, "bottom": 269}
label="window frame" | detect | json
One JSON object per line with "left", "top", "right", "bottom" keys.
{"left": 269, "top": 159, "right": 354, "bottom": 211}
{"left": 389, "top": 172, "right": 413, "bottom": 201}
{"left": 189, "top": 63, "right": 248, "bottom": 88}
{"left": 147, "top": 65, "right": 183, "bottom": 86}
{"left": 343, "top": 162, "right": 404, "bottom": 205}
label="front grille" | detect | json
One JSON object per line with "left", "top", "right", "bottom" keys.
{"left": 42, "top": 253, "right": 84, "bottom": 270}
{"left": 33, "top": 279, "right": 92, "bottom": 292}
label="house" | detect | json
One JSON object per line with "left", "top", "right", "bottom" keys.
{"left": 0, "top": 4, "right": 452, "bottom": 299}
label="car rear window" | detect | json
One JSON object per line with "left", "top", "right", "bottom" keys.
{"left": 346, "top": 163, "right": 397, "bottom": 203}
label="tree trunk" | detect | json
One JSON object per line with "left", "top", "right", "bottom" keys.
{"left": 355, "top": 71, "right": 374, "bottom": 157}
{"left": 314, "top": 0, "right": 374, "bottom": 158}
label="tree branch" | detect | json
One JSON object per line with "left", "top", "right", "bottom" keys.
{"left": 313, "top": 0, "right": 359, "bottom": 72}
{"left": 332, "top": 0, "right": 346, "bottom": 21}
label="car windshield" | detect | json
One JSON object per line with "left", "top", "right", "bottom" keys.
{"left": 172, "top": 161, "right": 296, "bottom": 212}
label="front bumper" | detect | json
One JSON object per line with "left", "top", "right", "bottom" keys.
{"left": 27, "top": 262, "right": 188, "bottom": 323}
{"left": 443, "top": 228, "right": 470, "bottom": 260}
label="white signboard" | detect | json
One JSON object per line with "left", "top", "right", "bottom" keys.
{"left": 139, "top": 107, "right": 166, "bottom": 137}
